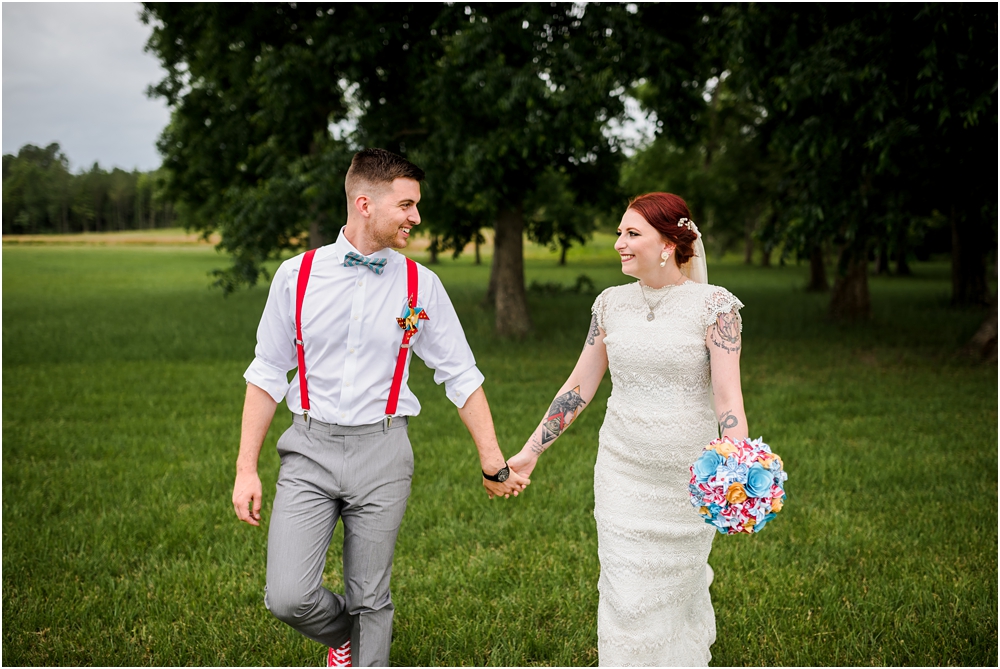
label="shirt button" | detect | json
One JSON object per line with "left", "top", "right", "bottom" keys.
{"left": 349, "top": 348, "right": 355, "bottom": 353}
{"left": 353, "top": 315, "right": 359, "bottom": 321}
{"left": 358, "top": 280, "right": 364, "bottom": 287}
{"left": 345, "top": 382, "right": 351, "bottom": 387}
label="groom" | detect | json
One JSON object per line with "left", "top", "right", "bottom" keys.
{"left": 232, "top": 148, "right": 529, "bottom": 666}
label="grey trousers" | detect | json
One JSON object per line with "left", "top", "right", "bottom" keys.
{"left": 265, "top": 414, "right": 413, "bottom": 667}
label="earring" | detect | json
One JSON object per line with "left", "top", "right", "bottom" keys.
{"left": 660, "top": 251, "right": 671, "bottom": 268}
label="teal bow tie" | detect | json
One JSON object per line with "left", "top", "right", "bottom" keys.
{"left": 343, "top": 251, "right": 388, "bottom": 275}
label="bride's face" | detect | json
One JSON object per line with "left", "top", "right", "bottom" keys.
{"left": 615, "top": 209, "right": 674, "bottom": 279}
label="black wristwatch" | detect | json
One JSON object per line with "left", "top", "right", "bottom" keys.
{"left": 482, "top": 463, "right": 510, "bottom": 483}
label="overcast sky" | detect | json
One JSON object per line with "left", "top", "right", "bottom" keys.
{"left": 2, "top": 2, "right": 170, "bottom": 172}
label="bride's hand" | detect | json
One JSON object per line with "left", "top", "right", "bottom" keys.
{"left": 507, "top": 448, "right": 539, "bottom": 480}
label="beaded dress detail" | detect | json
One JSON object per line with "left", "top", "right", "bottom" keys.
{"left": 591, "top": 281, "right": 743, "bottom": 667}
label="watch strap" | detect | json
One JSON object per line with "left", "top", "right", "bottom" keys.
{"left": 482, "top": 463, "right": 510, "bottom": 482}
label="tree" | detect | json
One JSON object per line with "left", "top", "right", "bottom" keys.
{"left": 412, "top": 4, "right": 627, "bottom": 336}
{"left": 903, "top": 4, "right": 997, "bottom": 305}
{"left": 2, "top": 143, "right": 178, "bottom": 235}
{"left": 725, "top": 3, "right": 996, "bottom": 319}
{"left": 2, "top": 143, "right": 71, "bottom": 235}
{"left": 414, "top": 3, "right": 708, "bottom": 336}
{"left": 143, "top": 3, "right": 707, "bottom": 337}
{"left": 621, "top": 73, "right": 779, "bottom": 268}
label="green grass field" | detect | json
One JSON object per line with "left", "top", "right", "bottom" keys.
{"left": 3, "top": 234, "right": 996, "bottom": 666}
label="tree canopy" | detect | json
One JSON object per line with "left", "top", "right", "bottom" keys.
{"left": 141, "top": 2, "right": 997, "bottom": 330}
{"left": 2, "top": 143, "right": 177, "bottom": 235}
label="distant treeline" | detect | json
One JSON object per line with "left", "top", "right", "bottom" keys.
{"left": 2, "top": 143, "right": 178, "bottom": 235}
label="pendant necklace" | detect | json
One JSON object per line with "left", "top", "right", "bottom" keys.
{"left": 640, "top": 278, "right": 687, "bottom": 321}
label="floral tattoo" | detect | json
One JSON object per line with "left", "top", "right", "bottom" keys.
{"left": 709, "top": 311, "right": 741, "bottom": 354}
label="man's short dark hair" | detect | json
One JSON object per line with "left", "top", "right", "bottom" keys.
{"left": 345, "top": 148, "right": 425, "bottom": 199}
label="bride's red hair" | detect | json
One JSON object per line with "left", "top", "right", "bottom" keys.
{"left": 627, "top": 193, "right": 698, "bottom": 266}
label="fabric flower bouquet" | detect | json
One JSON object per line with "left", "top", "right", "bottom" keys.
{"left": 689, "top": 437, "right": 788, "bottom": 534}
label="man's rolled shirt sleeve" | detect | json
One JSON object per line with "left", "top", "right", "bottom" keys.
{"left": 244, "top": 261, "right": 297, "bottom": 403}
{"left": 412, "top": 272, "right": 485, "bottom": 409}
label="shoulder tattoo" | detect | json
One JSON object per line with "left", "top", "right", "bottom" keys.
{"left": 709, "top": 311, "right": 741, "bottom": 354}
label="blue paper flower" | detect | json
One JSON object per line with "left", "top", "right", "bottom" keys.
{"left": 744, "top": 463, "right": 774, "bottom": 498}
{"left": 693, "top": 450, "right": 724, "bottom": 483}
{"left": 754, "top": 512, "right": 778, "bottom": 532}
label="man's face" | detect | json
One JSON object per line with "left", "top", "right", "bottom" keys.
{"left": 367, "top": 178, "right": 421, "bottom": 250}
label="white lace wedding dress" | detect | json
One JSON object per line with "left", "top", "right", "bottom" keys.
{"left": 591, "top": 280, "right": 744, "bottom": 667}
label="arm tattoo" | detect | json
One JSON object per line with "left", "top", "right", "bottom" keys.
{"left": 586, "top": 316, "right": 600, "bottom": 346}
{"left": 709, "top": 311, "right": 741, "bottom": 353}
{"left": 532, "top": 385, "right": 587, "bottom": 453}
{"left": 719, "top": 410, "right": 739, "bottom": 430}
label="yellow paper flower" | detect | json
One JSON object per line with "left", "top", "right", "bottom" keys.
{"left": 758, "top": 455, "right": 774, "bottom": 469}
{"left": 709, "top": 439, "right": 738, "bottom": 459}
{"left": 699, "top": 506, "right": 711, "bottom": 516}
{"left": 771, "top": 497, "right": 783, "bottom": 513}
{"left": 725, "top": 482, "right": 748, "bottom": 505}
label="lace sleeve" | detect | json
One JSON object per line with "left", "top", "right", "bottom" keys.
{"left": 592, "top": 287, "right": 614, "bottom": 332}
{"left": 704, "top": 288, "right": 745, "bottom": 334}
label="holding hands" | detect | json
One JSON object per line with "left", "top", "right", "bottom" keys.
{"left": 482, "top": 463, "right": 531, "bottom": 500}
{"left": 499, "top": 317, "right": 611, "bottom": 496}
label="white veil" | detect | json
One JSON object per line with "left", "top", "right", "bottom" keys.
{"left": 677, "top": 218, "right": 715, "bottom": 423}
{"left": 678, "top": 219, "right": 708, "bottom": 284}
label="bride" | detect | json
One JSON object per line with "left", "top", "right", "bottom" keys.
{"left": 507, "top": 192, "right": 748, "bottom": 666}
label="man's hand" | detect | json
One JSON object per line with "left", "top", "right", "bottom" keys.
{"left": 483, "top": 468, "right": 530, "bottom": 500}
{"left": 233, "top": 383, "right": 276, "bottom": 527}
{"left": 233, "top": 469, "right": 264, "bottom": 526}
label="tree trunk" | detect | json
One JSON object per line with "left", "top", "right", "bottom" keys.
{"left": 559, "top": 242, "right": 568, "bottom": 266}
{"left": 829, "top": 240, "right": 871, "bottom": 321}
{"left": 493, "top": 206, "right": 532, "bottom": 338}
{"left": 874, "top": 242, "right": 890, "bottom": 275}
{"left": 474, "top": 232, "right": 481, "bottom": 265}
{"left": 894, "top": 221, "right": 911, "bottom": 276}
{"left": 950, "top": 207, "right": 988, "bottom": 306}
{"left": 963, "top": 297, "right": 997, "bottom": 362}
{"left": 309, "top": 215, "right": 327, "bottom": 249}
{"left": 743, "top": 218, "right": 755, "bottom": 265}
{"left": 760, "top": 246, "right": 772, "bottom": 268}
{"left": 429, "top": 235, "right": 440, "bottom": 264}
{"left": 483, "top": 241, "right": 498, "bottom": 306}
{"left": 806, "top": 245, "right": 829, "bottom": 292}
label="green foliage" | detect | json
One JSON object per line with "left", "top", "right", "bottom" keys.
{"left": 2, "top": 240, "right": 996, "bottom": 666}
{"left": 622, "top": 74, "right": 779, "bottom": 259}
{"left": 141, "top": 3, "right": 714, "bottom": 292}
{"left": 723, "top": 3, "right": 997, "bottom": 267}
{"left": 1, "top": 144, "right": 177, "bottom": 235}
{"left": 414, "top": 4, "right": 639, "bottom": 243}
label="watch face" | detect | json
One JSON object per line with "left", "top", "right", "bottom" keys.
{"left": 497, "top": 467, "right": 510, "bottom": 483}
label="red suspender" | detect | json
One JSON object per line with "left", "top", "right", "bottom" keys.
{"left": 294, "top": 252, "right": 417, "bottom": 423}
{"left": 294, "top": 249, "right": 317, "bottom": 419}
{"left": 385, "top": 258, "right": 418, "bottom": 416}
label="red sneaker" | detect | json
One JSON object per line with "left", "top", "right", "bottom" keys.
{"left": 327, "top": 639, "right": 352, "bottom": 667}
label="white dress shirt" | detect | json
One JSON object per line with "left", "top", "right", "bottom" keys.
{"left": 244, "top": 228, "right": 485, "bottom": 425}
